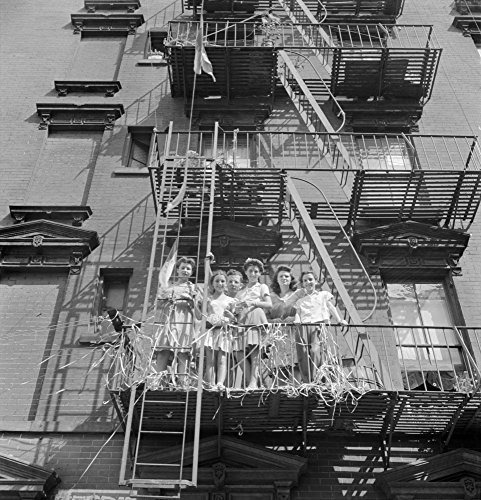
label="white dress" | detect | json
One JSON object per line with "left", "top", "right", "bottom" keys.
{"left": 204, "top": 293, "right": 237, "bottom": 352}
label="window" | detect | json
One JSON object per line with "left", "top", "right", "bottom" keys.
{"left": 386, "top": 281, "right": 467, "bottom": 391}
{"left": 200, "top": 131, "right": 253, "bottom": 168}
{"left": 138, "top": 29, "right": 168, "bottom": 65}
{"left": 95, "top": 269, "right": 132, "bottom": 335}
{"left": 99, "top": 270, "right": 132, "bottom": 316}
{"left": 126, "top": 127, "right": 153, "bottom": 170}
{"left": 356, "top": 136, "right": 415, "bottom": 170}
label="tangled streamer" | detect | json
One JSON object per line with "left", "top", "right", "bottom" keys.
{"left": 100, "top": 316, "right": 379, "bottom": 408}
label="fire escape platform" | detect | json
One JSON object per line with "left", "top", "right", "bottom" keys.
{"left": 182, "top": 0, "right": 405, "bottom": 23}
{"left": 347, "top": 170, "right": 481, "bottom": 229}
{"left": 312, "top": 0, "right": 405, "bottom": 23}
{"left": 167, "top": 22, "right": 440, "bottom": 126}
{"left": 114, "top": 388, "right": 481, "bottom": 436}
{"left": 167, "top": 43, "right": 277, "bottom": 119}
{"left": 149, "top": 166, "right": 285, "bottom": 222}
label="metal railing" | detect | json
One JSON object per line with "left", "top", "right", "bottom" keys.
{"left": 167, "top": 22, "right": 438, "bottom": 50}
{"left": 150, "top": 131, "right": 481, "bottom": 173}
{"left": 108, "top": 323, "right": 480, "bottom": 395}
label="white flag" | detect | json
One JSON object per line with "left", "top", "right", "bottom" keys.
{"left": 194, "top": 13, "right": 216, "bottom": 82}
{"left": 158, "top": 239, "right": 178, "bottom": 289}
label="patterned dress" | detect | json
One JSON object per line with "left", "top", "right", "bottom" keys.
{"left": 155, "top": 281, "right": 198, "bottom": 353}
{"left": 235, "top": 282, "right": 270, "bottom": 347}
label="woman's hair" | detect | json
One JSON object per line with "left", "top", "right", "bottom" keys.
{"left": 176, "top": 256, "right": 196, "bottom": 270}
{"left": 271, "top": 265, "right": 298, "bottom": 295}
{"left": 209, "top": 270, "right": 227, "bottom": 294}
{"left": 300, "top": 270, "right": 317, "bottom": 283}
{"left": 226, "top": 269, "right": 243, "bottom": 280}
{"left": 243, "top": 258, "right": 264, "bottom": 273}
{"left": 210, "top": 269, "right": 227, "bottom": 285}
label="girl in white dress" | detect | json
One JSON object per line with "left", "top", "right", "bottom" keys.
{"left": 235, "top": 258, "right": 272, "bottom": 389}
{"left": 204, "top": 270, "right": 236, "bottom": 389}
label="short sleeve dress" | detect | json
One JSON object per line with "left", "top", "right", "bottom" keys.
{"left": 235, "top": 282, "right": 270, "bottom": 347}
{"left": 155, "top": 281, "right": 197, "bottom": 353}
{"left": 204, "top": 293, "right": 237, "bottom": 352}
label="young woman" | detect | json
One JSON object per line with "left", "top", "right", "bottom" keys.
{"left": 155, "top": 256, "right": 201, "bottom": 387}
{"left": 294, "top": 271, "right": 347, "bottom": 382}
{"left": 267, "top": 266, "right": 304, "bottom": 383}
{"left": 234, "top": 258, "right": 272, "bottom": 389}
{"left": 203, "top": 270, "right": 237, "bottom": 389}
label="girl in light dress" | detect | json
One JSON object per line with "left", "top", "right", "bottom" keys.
{"left": 267, "top": 265, "right": 305, "bottom": 383}
{"left": 204, "top": 270, "right": 237, "bottom": 389}
{"left": 155, "top": 257, "right": 201, "bottom": 387}
{"left": 234, "top": 258, "right": 272, "bottom": 390}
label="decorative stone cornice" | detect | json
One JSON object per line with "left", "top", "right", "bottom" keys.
{"left": 9, "top": 205, "right": 93, "bottom": 226}
{"left": 0, "top": 454, "right": 60, "bottom": 497}
{"left": 352, "top": 221, "right": 469, "bottom": 272}
{"left": 0, "top": 220, "right": 100, "bottom": 273}
{"left": 70, "top": 13, "right": 145, "bottom": 34}
{"left": 376, "top": 448, "right": 481, "bottom": 500}
{"left": 54, "top": 80, "right": 122, "bottom": 97}
{"left": 84, "top": 0, "right": 141, "bottom": 12}
{"left": 36, "top": 103, "right": 124, "bottom": 130}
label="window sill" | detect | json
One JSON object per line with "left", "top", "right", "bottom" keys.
{"left": 78, "top": 333, "right": 119, "bottom": 345}
{"left": 137, "top": 58, "right": 168, "bottom": 66}
{"left": 113, "top": 167, "right": 150, "bottom": 176}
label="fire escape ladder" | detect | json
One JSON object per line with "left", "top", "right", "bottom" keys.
{"left": 277, "top": 49, "right": 355, "bottom": 196}
{"left": 119, "top": 123, "right": 219, "bottom": 491}
{"left": 283, "top": 175, "right": 393, "bottom": 389}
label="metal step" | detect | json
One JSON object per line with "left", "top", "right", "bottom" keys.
{"left": 129, "top": 493, "right": 181, "bottom": 499}
{"left": 127, "top": 479, "right": 195, "bottom": 488}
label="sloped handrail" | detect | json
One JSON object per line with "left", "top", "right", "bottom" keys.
{"left": 284, "top": 175, "right": 393, "bottom": 389}
{"left": 277, "top": 0, "right": 333, "bottom": 70}
{"left": 290, "top": 175, "right": 378, "bottom": 321}
{"left": 278, "top": 49, "right": 356, "bottom": 192}
{"left": 283, "top": 49, "right": 345, "bottom": 131}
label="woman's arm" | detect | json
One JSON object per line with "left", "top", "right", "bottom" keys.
{"left": 252, "top": 284, "right": 272, "bottom": 310}
{"left": 157, "top": 284, "right": 174, "bottom": 299}
{"left": 283, "top": 288, "right": 306, "bottom": 308}
{"left": 327, "top": 300, "right": 348, "bottom": 324}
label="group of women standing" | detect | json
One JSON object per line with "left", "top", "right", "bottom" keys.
{"left": 154, "top": 256, "right": 347, "bottom": 390}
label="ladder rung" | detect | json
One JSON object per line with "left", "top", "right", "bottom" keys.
{"left": 136, "top": 462, "right": 181, "bottom": 467}
{"left": 140, "top": 430, "right": 183, "bottom": 435}
{"left": 127, "top": 479, "right": 194, "bottom": 487}
{"left": 145, "top": 400, "right": 187, "bottom": 404}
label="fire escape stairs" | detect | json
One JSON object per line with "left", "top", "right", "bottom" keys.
{"left": 283, "top": 175, "right": 393, "bottom": 389}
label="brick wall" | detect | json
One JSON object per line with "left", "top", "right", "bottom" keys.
{"left": 0, "top": 0, "right": 480, "bottom": 495}
{"left": 0, "top": 432, "right": 125, "bottom": 488}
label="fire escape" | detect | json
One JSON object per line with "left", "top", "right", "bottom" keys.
{"left": 109, "top": 0, "right": 481, "bottom": 497}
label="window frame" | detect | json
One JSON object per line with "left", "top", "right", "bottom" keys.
{"left": 116, "top": 126, "right": 154, "bottom": 175}
{"left": 382, "top": 272, "right": 469, "bottom": 390}
{"left": 94, "top": 268, "right": 133, "bottom": 331}
{"left": 354, "top": 134, "right": 420, "bottom": 171}
{"left": 138, "top": 29, "right": 168, "bottom": 65}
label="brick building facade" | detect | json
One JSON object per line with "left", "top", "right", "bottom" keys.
{"left": 0, "top": 0, "right": 480, "bottom": 499}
